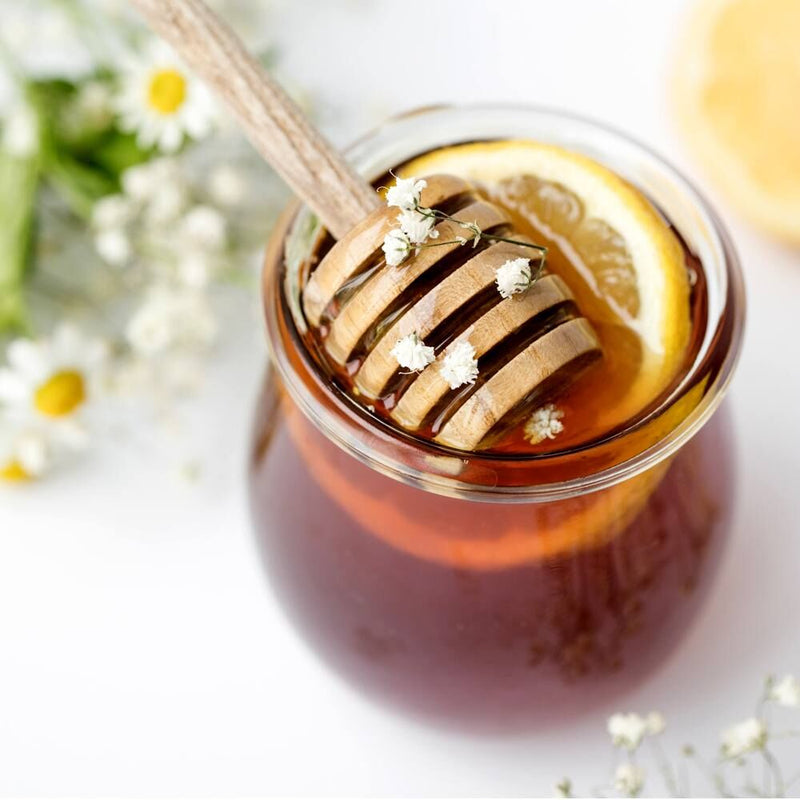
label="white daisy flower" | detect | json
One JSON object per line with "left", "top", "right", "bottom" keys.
{"left": 0, "top": 423, "right": 51, "bottom": 482}
{"left": 613, "top": 763, "right": 645, "bottom": 797}
{"left": 770, "top": 674, "right": 800, "bottom": 707}
{"left": 115, "top": 40, "right": 217, "bottom": 153}
{"left": 382, "top": 228, "right": 413, "bottom": 267}
{"left": 390, "top": 332, "right": 435, "bottom": 372}
{"left": 397, "top": 208, "right": 438, "bottom": 245}
{"left": 0, "top": 325, "right": 107, "bottom": 423}
{"left": 524, "top": 404, "right": 565, "bottom": 445}
{"left": 607, "top": 712, "right": 648, "bottom": 751}
{"left": 495, "top": 257, "right": 533, "bottom": 299}
{"left": 721, "top": 717, "right": 767, "bottom": 759}
{"left": 440, "top": 341, "right": 479, "bottom": 389}
{"left": 386, "top": 175, "right": 426, "bottom": 211}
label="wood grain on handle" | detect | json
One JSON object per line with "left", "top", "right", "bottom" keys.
{"left": 128, "top": 0, "right": 379, "bottom": 238}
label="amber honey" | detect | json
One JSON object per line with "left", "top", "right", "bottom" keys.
{"left": 249, "top": 107, "right": 744, "bottom": 730}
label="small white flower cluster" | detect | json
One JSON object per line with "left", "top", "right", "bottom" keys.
{"left": 613, "top": 763, "right": 645, "bottom": 798}
{"left": 562, "top": 675, "right": 800, "bottom": 798}
{"left": 0, "top": 325, "right": 107, "bottom": 481}
{"left": 89, "top": 155, "right": 253, "bottom": 377}
{"left": 720, "top": 717, "right": 767, "bottom": 759}
{"left": 390, "top": 333, "right": 479, "bottom": 391}
{"left": 390, "top": 332, "right": 435, "bottom": 373}
{"left": 381, "top": 176, "right": 439, "bottom": 267}
{"left": 608, "top": 711, "right": 666, "bottom": 752}
{"left": 770, "top": 673, "right": 800, "bottom": 707}
{"left": 524, "top": 404, "right": 565, "bottom": 445}
{"left": 495, "top": 257, "right": 533, "bottom": 299}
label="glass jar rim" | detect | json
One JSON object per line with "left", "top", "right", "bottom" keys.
{"left": 263, "top": 104, "right": 746, "bottom": 502}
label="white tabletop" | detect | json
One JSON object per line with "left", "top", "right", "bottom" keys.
{"left": 2, "top": 1, "right": 799, "bottom": 796}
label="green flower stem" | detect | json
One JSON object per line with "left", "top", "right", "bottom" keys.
{"left": 762, "top": 747, "right": 785, "bottom": 797}
{"left": 0, "top": 150, "right": 39, "bottom": 333}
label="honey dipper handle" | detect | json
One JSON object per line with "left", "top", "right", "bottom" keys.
{"left": 129, "top": 0, "right": 380, "bottom": 238}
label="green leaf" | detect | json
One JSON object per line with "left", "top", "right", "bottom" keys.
{"left": 0, "top": 149, "right": 38, "bottom": 332}
{"left": 45, "top": 149, "right": 118, "bottom": 220}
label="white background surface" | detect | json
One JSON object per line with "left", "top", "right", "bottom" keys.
{"left": 2, "top": 1, "right": 800, "bottom": 796}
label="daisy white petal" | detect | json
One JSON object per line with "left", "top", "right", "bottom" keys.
{"left": 114, "top": 40, "right": 217, "bottom": 155}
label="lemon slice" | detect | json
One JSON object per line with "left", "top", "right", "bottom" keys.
{"left": 673, "top": 0, "right": 800, "bottom": 243}
{"left": 400, "top": 140, "right": 691, "bottom": 430}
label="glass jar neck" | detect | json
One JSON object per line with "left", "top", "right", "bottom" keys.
{"left": 263, "top": 105, "right": 745, "bottom": 502}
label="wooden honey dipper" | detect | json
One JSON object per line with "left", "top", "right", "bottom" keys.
{"left": 130, "top": 0, "right": 602, "bottom": 451}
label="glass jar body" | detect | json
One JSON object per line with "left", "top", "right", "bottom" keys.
{"left": 251, "top": 105, "right": 744, "bottom": 730}
{"left": 250, "top": 371, "right": 735, "bottom": 731}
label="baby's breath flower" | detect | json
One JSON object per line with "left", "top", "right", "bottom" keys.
{"left": 179, "top": 205, "right": 228, "bottom": 251}
{"left": 385, "top": 175, "right": 427, "bottom": 211}
{"left": 771, "top": 674, "right": 800, "bottom": 707}
{"left": 209, "top": 164, "right": 248, "bottom": 207}
{"left": 390, "top": 332, "right": 435, "bottom": 372}
{"left": 495, "top": 257, "right": 533, "bottom": 299}
{"left": 177, "top": 252, "right": 213, "bottom": 289}
{"left": 613, "top": 763, "right": 645, "bottom": 797}
{"left": 554, "top": 778, "right": 572, "bottom": 798}
{"left": 397, "top": 208, "right": 438, "bottom": 245}
{"left": 721, "top": 717, "right": 767, "bottom": 759}
{"left": 645, "top": 711, "right": 666, "bottom": 735}
{"left": 382, "top": 228, "right": 413, "bottom": 267}
{"left": 125, "top": 287, "right": 218, "bottom": 356}
{"left": 94, "top": 228, "right": 133, "bottom": 268}
{"left": 525, "top": 404, "right": 565, "bottom": 445}
{"left": 607, "top": 713, "right": 648, "bottom": 751}
{"left": 440, "top": 341, "right": 479, "bottom": 389}
{"left": 122, "top": 159, "right": 177, "bottom": 201}
{"left": 92, "top": 194, "right": 133, "bottom": 230}
{"left": 145, "top": 182, "right": 189, "bottom": 225}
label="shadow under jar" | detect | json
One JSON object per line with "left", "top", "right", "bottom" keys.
{"left": 249, "top": 106, "right": 745, "bottom": 733}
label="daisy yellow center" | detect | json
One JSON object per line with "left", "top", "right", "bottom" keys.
{"left": 34, "top": 370, "right": 86, "bottom": 417}
{"left": 147, "top": 69, "right": 187, "bottom": 115}
{"left": 0, "top": 460, "right": 31, "bottom": 482}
